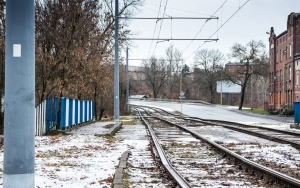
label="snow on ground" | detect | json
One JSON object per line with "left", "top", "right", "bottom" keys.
{"left": 190, "top": 126, "right": 300, "bottom": 179}
{"left": 130, "top": 102, "right": 176, "bottom": 113}
{"left": 0, "top": 121, "right": 149, "bottom": 187}
{"left": 0, "top": 101, "right": 298, "bottom": 187}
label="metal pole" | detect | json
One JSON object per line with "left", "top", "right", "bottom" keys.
{"left": 180, "top": 70, "right": 183, "bottom": 115}
{"left": 125, "top": 47, "right": 129, "bottom": 112}
{"left": 4, "top": 0, "right": 35, "bottom": 187}
{"left": 114, "top": 0, "right": 119, "bottom": 121}
{"left": 250, "top": 67, "right": 253, "bottom": 110}
{"left": 220, "top": 70, "right": 223, "bottom": 106}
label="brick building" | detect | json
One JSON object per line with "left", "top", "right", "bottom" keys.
{"left": 268, "top": 12, "right": 300, "bottom": 110}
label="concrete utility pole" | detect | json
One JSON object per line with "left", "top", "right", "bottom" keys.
{"left": 114, "top": 0, "right": 120, "bottom": 121}
{"left": 4, "top": 0, "right": 35, "bottom": 187}
{"left": 250, "top": 67, "right": 253, "bottom": 110}
{"left": 126, "top": 47, "right": 129, "bottom": 112}
{"left": 220, "top": 71, "right": 223, "bottom": 106}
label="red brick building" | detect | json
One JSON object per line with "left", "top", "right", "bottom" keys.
{"left": 268, "top": 12, "right": 300, "bottom": 110}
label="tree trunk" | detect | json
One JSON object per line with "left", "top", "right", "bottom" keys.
{"left": 210, "top": 86, "right": 213, "bottom": 103}
{"left": 239, "top": 75, "right": 250, "bottom": 110}
{"left": 239, "top": 84, "right": 247, "bottom": 110}
{"left": 56, "top": 91, "right": 63, "bottom": 129}
{"left": 0, "top": 96, "right": 3, "bottom": 134}
{"left": 99, "top": 108, "right": 105, "bottom": 121}
{"left": 93, "top": 84, "right": 97, "bottom": 120}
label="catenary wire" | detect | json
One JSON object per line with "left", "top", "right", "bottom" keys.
{"left": 146, "top": 0, "right": 164, "bottom": 59}
{"left": 182, "top": 0, "right": 228, "bottom": 55}
{"left": 151, "top": 0, "right": 169, "bottom": 58}
{"left": 144, "top": 2, "right": 214, "bottom": 17}
{"left": 183, "top": 0, "right": 251, "bottom": 65}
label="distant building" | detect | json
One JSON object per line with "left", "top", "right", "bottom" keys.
{"left": 225, "top": 61, "right": 267, "bottom": 108}
{"left": 128, "top": 66, "right": 145, "bottom": 81}
{"left": 128, "top": 66, "right": 151, "bottom": 97}
{"left": 268, "top": 12, "right": 300, "bottom": 110}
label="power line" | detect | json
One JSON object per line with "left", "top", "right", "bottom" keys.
{"left": 182, "top": 0, "right": 228, "bottom": 55}
{"left": 119, "top": 16, "right": 218, "bottom": 20}
{"left": 125, "top": 38, "right": 218, "bottom": 41}
{"left": 183, "top": 0, "right": 251, "bottom": 65}
{"left": 128, "top": 58, "right": 183, "bottom": 61}
{"left": 151, "top": 0, "right": 169, "bottom": 57}
{"left": 144, "top": 2, "right": 215, "bottom": 17}
{"left": 146, "top": 0, "right": 163, "bottom": 59}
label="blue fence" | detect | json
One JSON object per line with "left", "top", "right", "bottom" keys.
{"left": 35, "top": 97, "right": 94, "bottom": 135}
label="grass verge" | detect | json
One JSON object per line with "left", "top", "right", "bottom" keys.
{"left": 244, "top": 108, "right": 269, "bottom": 115}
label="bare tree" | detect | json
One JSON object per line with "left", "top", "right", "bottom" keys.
{"left": 194, "top": 49, "right": 224, "bottom": 103}
{"left": 164, "top": 44, "right": 183, "bottom": 98}
{"left": 226, "top": 40, "right": 267, "bottom": 110}
{"left": 143, "top": 57, "right": 168, "bottom": 98}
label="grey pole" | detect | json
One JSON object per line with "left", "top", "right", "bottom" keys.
{"left": 125, "top": 47, "right": 129, "bottom": 112}
{"left": 114, "top": 0, "right": 120, "bottom": 121}
{"left": 220, "top": 68, "right": 223, "bottom": 106}
{"left": 220, "top": 77, "right": 222, "bottom": 106}
{"left": 250, "top": 67, "right": 253, "bottom": 110}
{"left": 4, "top": 0, "right": 35, "bottom": 187}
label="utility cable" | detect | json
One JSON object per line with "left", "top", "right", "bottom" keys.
{"left": 151, "top": 0, "right": 169, "bottom": 57}
{"left": 146, "top": 0, "right": 163, "bottom": 59}
{"left": 144, "top": 2, "right": 212, "bottom": 17}
{"left": 182, "top": 0, "right": 227, "bottom": 55}
{"left": 183, "top": 0, "right": 250, "bottom": 64}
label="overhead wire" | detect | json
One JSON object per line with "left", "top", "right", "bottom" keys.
{"left": 146, "top": 0, "right": 163, "bottom": 59}
{"left": 144, "top": 2, "right": 213, "bottom": 17}
{"left": 151, "top": 0, "right": 169, "bottom": 57}
{"left": 183, "top": 0, "right": 251, "bottom": 64}
{"left": 181, "top": 0, "right": 228, "bottom": 55}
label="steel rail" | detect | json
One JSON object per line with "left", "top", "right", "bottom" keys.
{"left": 193, "top": 117, "right": 300, "bottom": 136}
{"left": 185, "top": 117, "right": 300, "bottom": 149}
{"left": 154, "top": 115, "right": 300, "bottom": 188}
{"left": 134, "top": 104, "right": 300, "bottom": 149}
{"left": 137, "top": 110, "right": 192, "bottom": 188}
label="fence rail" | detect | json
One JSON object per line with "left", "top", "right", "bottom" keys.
{"left": 35, "top": 97, "right": 94, "bottom": 136}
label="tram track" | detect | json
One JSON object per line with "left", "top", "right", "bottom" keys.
{"left": 141, "top": 104, "right": 300, "bottom": 149}
{"left": 135, "top": 106, "right": 300, "bottom": 188}
{"left": 185, "top": 116, "right": 300, "bottom": 149}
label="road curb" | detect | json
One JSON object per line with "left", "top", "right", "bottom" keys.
{"left": 107, "top": 122, "right": 122, "bottom": 136}
{"left": 112, "top": 150, "right": 131, "bottom": 188}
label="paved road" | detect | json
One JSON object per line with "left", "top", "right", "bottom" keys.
{"left": 130, "top": 100, "right": 294, "bottom": 124}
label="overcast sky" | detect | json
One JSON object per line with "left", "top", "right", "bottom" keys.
{"left": 124, "top": 0, "right": 300, "bottom": 67}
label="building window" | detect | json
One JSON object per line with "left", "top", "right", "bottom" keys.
{"left": 280, "top": 50, "right": 282, "bottom": 62}
{"left": 290, "top": 66, "right": 292, "bottom": 80}
{"left": 290, "top": 43, "right": 292, "bottom": 57}
{"left": 297, "top": 72, "right": 299, "bottom": 86}
{"left": 284, "top": 47, "right": 287, "bottom": 59}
